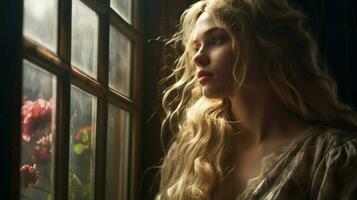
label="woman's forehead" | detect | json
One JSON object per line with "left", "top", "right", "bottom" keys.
{"left": 196, "top": 12, "right": 216, "bottom": 29}
{"left": 192, "top": 12, "right": 224, "bottom": 42}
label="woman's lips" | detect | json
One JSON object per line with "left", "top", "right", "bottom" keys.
{"left": 197, "top": 70, "right": 214, "bottom": 84}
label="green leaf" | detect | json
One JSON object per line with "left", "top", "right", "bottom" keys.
{"left": 82, "top": 183, "right": 91, "bottom": 197}
{"left": 82, "top": 131, "right": 89, "bottom": 143}
{"left": 74, "top": 143, "right": 89, "bottom": 155}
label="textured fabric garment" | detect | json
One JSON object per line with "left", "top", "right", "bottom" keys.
{"left": 236, "top": 125, "right": 357, "bottom": 200}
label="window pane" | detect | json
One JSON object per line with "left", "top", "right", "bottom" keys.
{"left": 110, "top": 0, "right": 132, "bottom": 23}
{"left": 71, "top": 0, "right": 99, "bottom": 79}
{"left": 23, "top": 0, "right": 58, "bottom": 52}
{"left": 69, "top": 86, "right": 97, "bottom": 200}
{"left": 109, "top": 26, "right": 131, "bottom": 97}
{"left": 105, "top": 104, "right": 130, "bottom": 200}
{"left": 20, "top": 60, "right": 57, "bottom": 200}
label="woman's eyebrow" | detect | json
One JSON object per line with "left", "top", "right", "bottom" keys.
{"left": 192, "top": 27, "right": 226, "bottom": 43}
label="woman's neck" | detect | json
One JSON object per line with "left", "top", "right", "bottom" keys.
{"left": 229, "top": 89, "right": 310, "bottom": 146}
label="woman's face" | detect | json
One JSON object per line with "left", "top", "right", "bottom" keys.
{"left": 191, "top": 11, "right": 236, "bottom": 98}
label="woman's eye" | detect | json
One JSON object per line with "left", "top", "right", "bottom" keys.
{"left": 192, "top": 43, "right": 201, "bottom": 52}
{"left": 209, "top": 36, "right": 227, "bottom": 46}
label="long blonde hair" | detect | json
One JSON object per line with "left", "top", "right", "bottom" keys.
{"left": 156, "top": 0, "right": 357, "bottom": 199}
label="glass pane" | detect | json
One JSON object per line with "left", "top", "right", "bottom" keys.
{"left": 23, "top": 0, "right": 58, "bottom": 52}
{"left": 68, "top": 86, "right": 97, "bottom": 200}
{"left": 105, "top": 104, "right": 130, "bottom": 200}
{"left": 110, "top": 0, "right": 132, "bottom": 23}
{"left": 20, "top": 60, "right": 57, "bottom": 200}
{"left": 71, "top": 0, "right": 99, "bottom": 79}
{"left": 109, "top": 26, "right": 131, "bottom": 97}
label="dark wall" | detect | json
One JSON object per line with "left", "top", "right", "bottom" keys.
{"left": 0, "top": 0, "right": 23, "bottom": 199}
{"left": 291, "top": 0, "right": 357, "bottom": 108}
{"left": 140, "top": 0, "right": 357, "bottom": 199}
{"left": 140, "top": 1, "right": 191, "bottom": 199}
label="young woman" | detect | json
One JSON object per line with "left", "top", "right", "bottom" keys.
{"left": 156, "top": 0, "right": 357, "bottom": 199}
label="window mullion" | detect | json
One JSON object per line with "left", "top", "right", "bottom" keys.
{"left": 94, "top": 95, "right": 108, "bottom": 200}
{"left": 54, "top": 74, "right": 71, "bottom": 200}
{"left": 98, "top": 12, "right": 110, "bottom": 87}
{"left": 55, "top": 0, "right": 71, "bottom": 199}
{"left": 58, "top": 0, "right": 72, "bottom": 64}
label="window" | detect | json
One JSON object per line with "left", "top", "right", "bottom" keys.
{"left": 20, "top": 0, "right": 142, "bottom": 199}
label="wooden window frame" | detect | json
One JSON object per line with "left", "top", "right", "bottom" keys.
{"left": 22, "top": 0, "right": 143, "bottom": 199}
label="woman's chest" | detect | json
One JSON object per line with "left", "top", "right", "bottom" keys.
{"left": 213, "top": 154, "right": 265, "bottom": 200}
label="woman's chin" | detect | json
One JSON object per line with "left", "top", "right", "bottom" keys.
{"left": 202, "top": 85, "right": 234, "bottom": 99}
{"left": 202, "top": 87, "right": 222, "bottom": 99}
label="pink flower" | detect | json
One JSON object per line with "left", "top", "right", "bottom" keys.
{"left": 20, "top": 164, "right": 39, "bottom": 188}
{"left": 75, "top": 132, "right": 82, "bottom": 141}
{"left": 74, "top": 126, "right": 92, "bottom": 144}
{"left": 32, "top": 145, "right": 51, "bottom": 164}
{"left": 32, "top": 133, "right": 52, "bottom": 164}
{"left": 36, "top": 133, "right": 53, "bottom": 146}
{"left": 21, "top": 99, "right": 53, "bottom": 142}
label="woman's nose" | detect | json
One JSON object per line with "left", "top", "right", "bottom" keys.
{"left": 193, "top": 50, "right": 209, "bottom": 67}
